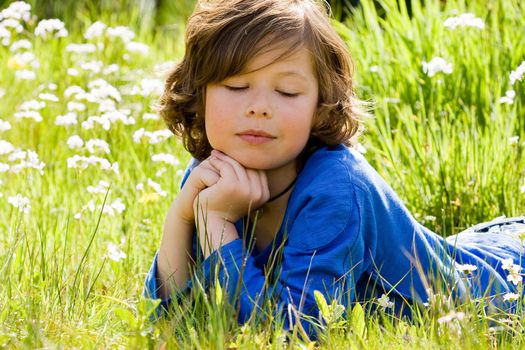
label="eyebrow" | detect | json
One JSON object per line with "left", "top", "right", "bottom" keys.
{"left": 274, "top": 71, "right": 310, "bottom": 82}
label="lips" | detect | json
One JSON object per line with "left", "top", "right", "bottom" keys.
{"left": 236, "top": 129, "right": 276, "bottom": 144}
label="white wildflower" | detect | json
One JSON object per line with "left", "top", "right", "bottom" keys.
{"left": 9, "top": 39, "right": 32, "bottom": 52}
{"left": 67, "top": 135, "right": 84, "bottom": 149}
{"left": 86, "top": 180, "right": 109, "bottom": 194}
{"left": 1, "top": 1, "right": 31, "bottom": 22}
{"left": 97, "top": 99, "right": 117, "bottom": 113}
{"left": 369, "top": 65, "right": 380, "bottom": 73}
{"left": 8, "top": 194, "right": 31, "bottom": 213}
{"left": 0, "top": 119, "right": 12, "bottom": 131}
{"left": 67, "top": 101, "right": 86, "bottom": 112}
{"left": 503, "top": 292, "right": 520, "bottom": 302}
{"left": 65, "top": 43, "right": 97, "bottom": 54}
{"left": 81, "top": 115, "right": 111, "bottom": 130}
{"left": 154, "top": 61, "right": 176, "bottom": 75}
{"left": 106, "top": 242, "right": 126, "bottom": 262}
{"left": 111, "top": 162, "right": 119, "bottom": 174}
{"left": 133, "top": 128, "right": 172, "bottom": 144}
{"left": 123, "top": 78, "right": 163, "bottom": 97}
{"left": 86, "top": 138, "right": 110, "bottom": 154}
{"left": 8, "top": 149, "right": 45, "bottom": 175}
{"left": 8, "top": 149, "right": 26, "bottom": 161}
{"left": 15, "top": 69, "right": 36, "bottom": 80}
{"left": 152, "top": 153, "right": 179, "bottom": 166}
{"left": 10, "top": 52, "right": 39, "bottom": 69}
{"left": 102, "top": 110, "right": 135, "bottom": 125}
{"left": 507, "top": 272, "right": 522, "bottom": 286}
{"left": 55, "top": 112, "right": 78, "bottom": 126}
{"left": 110, "top": 198, "right": 125, "bottom": 213}
{"left": 499, "top": 90, "right": 515, "bottom": 105}
{"left": 444, "top": 13, "right": 484, "bottom": 30}
{"left": 64, "top": 85, "right": 86, "bottom": 98}
{"left": 102, "top": 64, "right": 120, "bottom": 75}
{"left": 67, "top": 155, "right": 117, "bottom": 173}
{"left": 510, "top": 61, "right": 525, "bottom": 85}
{"left": 14, "top": 110, "right": 42, "bottom": 122}
{"left": 501, "top": 258, "right": 515, "bottom": 271}
{"left": 34, "top": 19, "right": 68, "bottom": 38}
{"left": 0, "top": 88, "right": 5, "bottom": 98}
{"left": 126, "top": 41, "right": 149, "bottom": 55}
{"left": 1, "top": 18, "right": 23, "bottom": 33}
{"left": 509, "top": 136, "right": 519, "bottom": 145}
{"left": 437, "top": 310, "right": 465, "bottom": 324}
{"left": 38, "top": 92, "right": 59, "bottom": 102}
{"left": 84, "top": 21, "right": 106, "bottom": 40}
{"left": 377, "top": 294, "right": 394, "bottom": 310}
{"left": 19, "top": 99, "right": 45, "bottom": 111}
{"left": 87, "top": 78, "right": 121, "bottom": 102}
{"left": 147, "top": 178, "right": 167, "bottom": 197}
{"left": 143, "top": 112, "right": 159, "bottom": 121}
{"left": 0, "top": 25, "right": 11, "bottom": 46}
{"left": 133, "top": 128, "right": 145, "bottom": 143}
{"left": 39, "top": 82, "right": 57, "bottom": 91}
{"left": 67, "top": 68, "right": 79, "bottom": 76}
{"left": 0, "top": 140, "right": 15, "bottom": 154}
{"left": 0, "top": 162, "right": 9, "bottom": 172}
{"left": 80, "top": 60, "right": 103, "bottom": 73}
{"left": 456, "top": 263, "right": 477, "bottom": 274}
{"left": 521, "top": 180, "right": 525, "bottom": 193}
{"left": 155, "top": 167, "right": 167, "bottom": 177}
{"left": 422, "top": 57, "right": 453, "bottom": 77}
{"left": 106, "top": 26, "right": 135, "bottom": 43}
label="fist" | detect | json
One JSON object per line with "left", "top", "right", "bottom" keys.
{"left": 193, "top": 150, "right": 270, "bottom": 223}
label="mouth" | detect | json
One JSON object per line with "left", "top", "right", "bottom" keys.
{"left": 236, "top": 129, "right": 276, "bottom": 144}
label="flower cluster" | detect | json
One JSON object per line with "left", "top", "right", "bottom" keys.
{"left": 510, "top": 61, "right": 525, "bottom": 86}
{"left": 8, "top": 193, "right": 31, "bottom": 213}
{"left": 444, "top": 13, "right": 484, "bottom": 30}
{"left": 422, "top": 57, "right": 453, "bottom": 77}
{"left": 133, "top": 128, "right": 172, "bottom": 144}
{"left": 0, "top": 140, "right": 45, "bottom": 175}
{"left": 501, "top": 258, "right": 523, "bottom": 285}
{"left": 34, "top": 19, "right": 68, "bottom": 39}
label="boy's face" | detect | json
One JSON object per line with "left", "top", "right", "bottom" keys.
{"left": 205, "top": 46, "right": 319, "bottom": 173}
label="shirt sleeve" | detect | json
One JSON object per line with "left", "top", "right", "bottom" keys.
{"left": 197, "top": 177, "right": 366, "bottom": 332}
{"left": 143, "top": 251, "right": 172, "bottom": 311}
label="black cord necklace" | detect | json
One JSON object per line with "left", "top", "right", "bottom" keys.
{"left": 267, "top": 178, "right": 297, "bottom": 203}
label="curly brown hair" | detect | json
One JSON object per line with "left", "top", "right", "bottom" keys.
{"left": 157, "top": 0, "right": 367, "bottom": 162}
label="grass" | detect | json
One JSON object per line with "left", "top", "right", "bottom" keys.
{"left": 0, "top": 0, "right": 524, "bottom": 348}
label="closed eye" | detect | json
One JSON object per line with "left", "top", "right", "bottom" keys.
{"left": 277, "top": 91, "right": 299, "bottom": 97}
{"left": 224, "top": 85, "right": 248, "bottom": 91}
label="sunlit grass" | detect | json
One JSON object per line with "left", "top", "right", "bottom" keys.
{"left": 0, "top": 0, "right": 524, "bottom": 348}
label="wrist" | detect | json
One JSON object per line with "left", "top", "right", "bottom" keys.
{"left": 195, "top": 212, "right": 239, "bottom": 258}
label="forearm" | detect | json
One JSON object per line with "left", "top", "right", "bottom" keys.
{"left": 195, "top": 209, "right": 240, "bottom": 259}
{"left": 156, "top": 197, "right": 195, "bottom": 299}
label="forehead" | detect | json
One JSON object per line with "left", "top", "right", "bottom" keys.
{"left": 241, "top": 44, "right": 315, "bottom": 76}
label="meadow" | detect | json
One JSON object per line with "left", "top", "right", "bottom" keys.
{"left": 0, "top": 0, "right": 524, "bottom": 348}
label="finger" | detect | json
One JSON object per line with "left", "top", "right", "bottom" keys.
{"left": 198, "top": 168, "right": 220, "bottom": 188}
{"left": 211, "top": 150, "right": 248, "bottom": 184}
{"left": 208, "top": 156, "right": 243, "bottom": 184}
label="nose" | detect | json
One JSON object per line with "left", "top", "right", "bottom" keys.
{"left": 245, "top": 90, "right": 272, "bottom": 118}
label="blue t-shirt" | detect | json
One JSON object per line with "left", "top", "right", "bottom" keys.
{"left": 144, "top": 145, "right": 525, "bottom": 328}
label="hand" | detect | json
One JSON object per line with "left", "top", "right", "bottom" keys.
{"left": 194, "top": 150, "right": 270, "bottom": 224}
{"left": 174, "top": 157, "right": 221, "bottom": 224}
